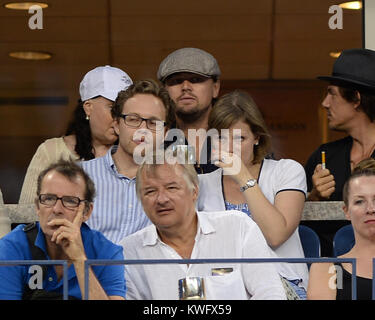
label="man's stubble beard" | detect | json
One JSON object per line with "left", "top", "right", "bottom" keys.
{"left": 175, "top": 103, "right": 211, "bottom": 124}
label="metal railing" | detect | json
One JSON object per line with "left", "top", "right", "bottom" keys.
{"left": 84, "top": 257, "right": 358, "bottom": 300}
{"left": 1, "top": 257, "right": 368, "bottom": 300}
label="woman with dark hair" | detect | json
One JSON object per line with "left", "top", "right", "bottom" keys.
{"left": 64, "top": 99, "right": 96, "bottom": 161}
{"left": 197, "top": 90, "right": 308, "bottom": 299}
{"left": 19, "top": 65, "right": 133, "bottom": 204}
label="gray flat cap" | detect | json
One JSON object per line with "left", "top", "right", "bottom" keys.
{"left": 157, "top": 48, "right": 221, "bottom": 82}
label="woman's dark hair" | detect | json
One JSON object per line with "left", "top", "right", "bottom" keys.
{"left": 65, "top": 99, "right": 94, "bottom": 160}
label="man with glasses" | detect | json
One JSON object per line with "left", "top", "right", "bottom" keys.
{"left": 158, "top": 47, "right": 221, "bottom": 174}
{"left": 81, "top": 79, "right": 175, "bottom": 243}
{"left": 0, "top": 159, "right": 125, "bottom": 300}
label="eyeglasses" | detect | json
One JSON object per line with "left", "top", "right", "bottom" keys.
{"left": 39, "top": 194, "right": 87, "bottom": 209}
{"left": 120, "top": 114, "right": 165, "bottom": 131}
{"left": 164, "top": 74, "right": 210, "bottom": 86}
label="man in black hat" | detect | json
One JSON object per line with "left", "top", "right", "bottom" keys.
{"left": 305, "top": 48, "right": 375, "bottom": 201}
{"left": 157, "top": 47, "right": 221, "bottom": 174}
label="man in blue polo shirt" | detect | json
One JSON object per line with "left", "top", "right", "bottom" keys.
{"left": 0, "top": 160, "right": 125, "bottom": 300}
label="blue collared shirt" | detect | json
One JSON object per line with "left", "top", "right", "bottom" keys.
{"left": 80, "top": 146, "right": 151, "bottom": 244}
{"left": 0, "top": 222, "right": 125, "bottom": 300}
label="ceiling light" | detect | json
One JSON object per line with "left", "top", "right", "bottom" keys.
{"left": 339, "top": 1, "right": 362, "bottom": 10}
{"left": 329, "top": 52, "right": 341, "bottom": 58}
{"left": 9, "top": 51, "right": 52, "bottom": 60}
{"left": 4, "top": 2, "right": 48, "bottom": 10}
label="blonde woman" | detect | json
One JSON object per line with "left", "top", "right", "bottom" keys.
{"left": 308, "top": 158, "right": 375, "bottom": 300}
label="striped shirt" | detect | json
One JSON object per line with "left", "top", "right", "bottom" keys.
{"left": 80, "top": 146, "right": 151, "bottom": 244}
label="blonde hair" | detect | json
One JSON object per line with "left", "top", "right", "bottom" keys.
{"left": 343, "top": 158, "right": 375, "bottom": 205}
{"left": 135, "top": 151, "right": 199, "bottom": 198}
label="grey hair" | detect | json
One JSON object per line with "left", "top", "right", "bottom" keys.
{"left": 135, "top": 150, "right": 199, "bottom": 199}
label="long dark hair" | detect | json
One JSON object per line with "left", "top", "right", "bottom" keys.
{"left": 65, "top": 99, "right": 94, "bottom": 160}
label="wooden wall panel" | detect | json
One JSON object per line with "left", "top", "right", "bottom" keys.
{"left": 0, "top": 17, "right": 109, "bottom": 42}
{"left": 0, "top": 0, "right": 108, "bottom": 16}
{"left": 2, "top": 43, "right": 110, "bottom": 68}
{"left": 0, "top": 106, "right": 68, "bottom": 137}
{"left": 273, "top": 8, "right": 362, "bottom": 79}
{"left": 273, "top": 40, "right": 362, "bottom": 79}
{"left": 112, "top": 15, "right": 271, "bottom": 42}
{"left": 274, "top": 14, "right": 362, "bottom": 40}
{"left": 111, "top": 0, "right": 273, "bottom": 15}
{"left": 276, "top": 0, "right": 344, "bottom": 13}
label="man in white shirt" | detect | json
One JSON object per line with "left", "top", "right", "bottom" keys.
{"left": 120, "top": 152, "right": 287, "bottom": 300}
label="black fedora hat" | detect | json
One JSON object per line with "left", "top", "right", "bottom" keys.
{"left": 318, "top": 48, "right": 375, "bottom": 91}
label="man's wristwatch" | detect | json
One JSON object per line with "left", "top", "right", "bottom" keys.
{"left": 239, "top": 179, "right": 257, "bottom": 192}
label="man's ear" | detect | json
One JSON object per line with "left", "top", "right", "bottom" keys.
{"left": 35, "top": 198, "right": 40, "bottom": 217}
{"left": 82, "top": 203, "right": 93, "bottom": 222}
{"left": 354, "top": 91, "right": 361, "bottom": 110}
{"left": 114, "top": 118, "right": 120, "bottom": 136}
{"left": 212, "top": 79, "right": 220, "bottom": 99}
{"left": 192, "top": 184, "right": 199, "bottom": 202}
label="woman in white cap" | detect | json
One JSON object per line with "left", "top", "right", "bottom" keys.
{"left": 19, "top": 66, "right": 133, "bottom": 204}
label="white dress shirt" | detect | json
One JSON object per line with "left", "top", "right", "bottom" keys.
{"left": 120, "top": 210, "right": 287, "bottom": 300}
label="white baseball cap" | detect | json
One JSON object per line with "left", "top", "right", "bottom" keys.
{"left": 79, "top": 65, "right": 133, "bottom": 102}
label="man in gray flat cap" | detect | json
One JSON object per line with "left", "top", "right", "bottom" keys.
{"left": 157, "top": 48, "right": 221, "bottom": 174}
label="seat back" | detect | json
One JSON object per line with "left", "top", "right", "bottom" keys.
{"left": 333, "top": 224, "right": 355, "bottom": 257}
{"left": 298, "top": 225, "right": 321, "bottom": 258}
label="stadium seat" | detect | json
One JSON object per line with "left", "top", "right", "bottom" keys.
{"left": 333, "top": 224, "right": 355, "bottom": 257}
{"left": 298, "top": 225, "right": 321, "bottom": 259}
